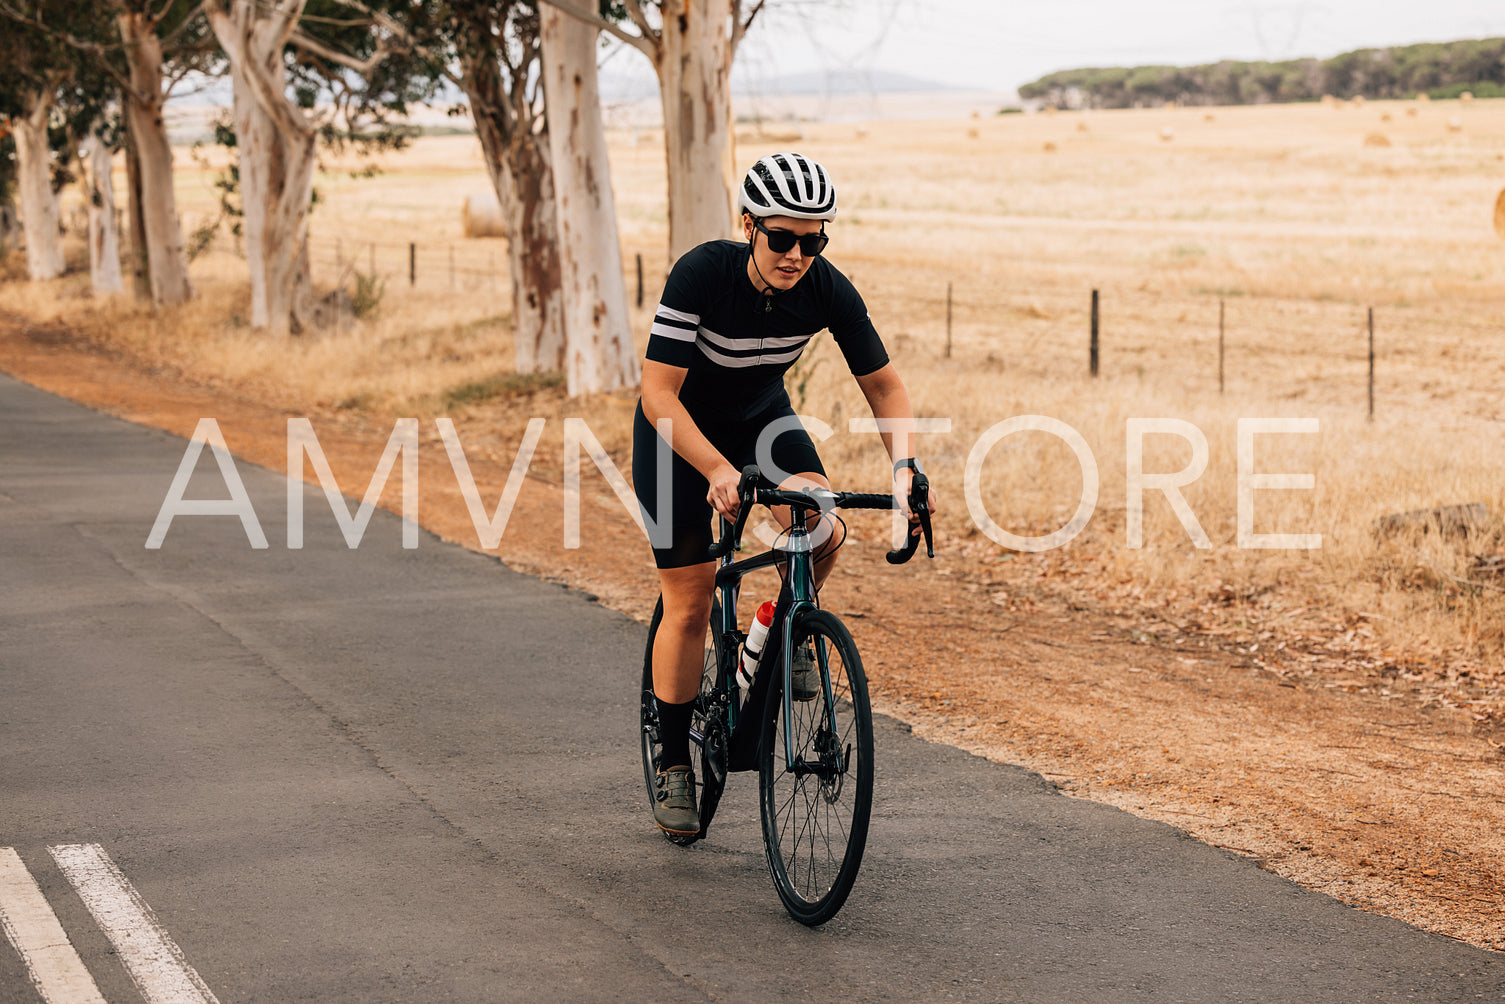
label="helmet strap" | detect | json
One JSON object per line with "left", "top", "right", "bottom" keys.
{"left": 746, "top": 228, "right": 779, "bottom": 311}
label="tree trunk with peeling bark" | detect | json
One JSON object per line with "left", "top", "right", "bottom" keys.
{"left": 207, "top": 0, "right": 318, "bottom": 336}
{"left": 116, "top": 9, "right": 193, "bottom": 306}
{"left": 121, "top": 126, "right": 152, "bottom": 299}
{"left": 82, "top": 127, "right": 123, "bottom": 295}
{"left": 12, "top": 89, "right": 65, "bottom": 281}
{"left": 654, "top": 0, "right": 738, "bottom": 263}
{"left": 540, "top": 0, "right": 638, "bottom": 395}
{"left": 456, "top": 35, "right": 565, "bottom": 376}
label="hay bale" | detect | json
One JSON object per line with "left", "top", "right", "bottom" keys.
{"left": 1352, "top": 94, "right": 1366, "bottom": 107}
{"left": 1406, "top": 106, "right": 1418, "bottom": 117}
{"left": 1380, "top": 112, "right": 1393, "bottom": 123}
{"left": 1447, "top": 116, "right": 1463, "bottom": 133}
{"left": 1461, "top": 91, "right": 1475, "bottom": 104}
{"left": 1493, "top": 187, "right": 1505, "bottom": 239}
{"left": 461, "top": 193, "right": 507, "bottom": 238}
{"left": 1363, "top": 132, "right": 1391, "bottom": 147}
{"left": 1416, "top": 92, "right": 1430, "bottom": 102}
{"left": 1042, "top": 141, "right": 1057, "bottom": 153}
{"left": 1075, "top": 119, "right": 1089, "bottom": 133}
{"left": 967, "top": 127, "right": 979, "bottom": 139}
{"left": 1203, "top": 113, "right": 1216, "bottom": 123}
{"left": 1158, "top": 126, "right": 1174, "bottom": 142}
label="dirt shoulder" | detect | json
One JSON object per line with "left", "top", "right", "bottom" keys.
{"left": 2, "top": 316, "right": 1501, "bottom": 953}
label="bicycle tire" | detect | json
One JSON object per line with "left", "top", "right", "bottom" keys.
{"left": 757, "top": 609, "right": 874, "bottom": 925}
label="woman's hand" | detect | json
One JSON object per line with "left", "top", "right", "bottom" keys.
{"left": 894, "top": 467, "right": 939, "bottom": 536}
{"left": 706, "top": 462, "right": 743, "bottom": 520}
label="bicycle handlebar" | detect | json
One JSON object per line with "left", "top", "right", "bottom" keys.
{"left": 707, "top": 465, "right": 935, "bottom": 564}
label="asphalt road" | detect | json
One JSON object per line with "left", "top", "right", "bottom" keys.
{"left": 1, "top": 371, "right": 1502, "bottom": 1002}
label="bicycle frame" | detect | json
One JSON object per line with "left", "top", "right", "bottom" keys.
{"left": 711, "top": 501, "right": 843, "bottom": 774}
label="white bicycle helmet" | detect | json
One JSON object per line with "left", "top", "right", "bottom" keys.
{"left": 738, "top": 152, "right": 838, "bottom": 220}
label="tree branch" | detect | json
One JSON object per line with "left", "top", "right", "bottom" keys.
{"left": 535, "top": 0, "right": 655, "bottom": 60}
{"left": 0, "top": 1, "right": 141, "bottom": 98}
{"left": 157, "top": 2, "right": 207, "bottom": 53}
{"left": 288, "top": 28, "right": 392, "bottom": 76}
{"left": 731, "top": 0, "right": 765, "bottom": 58}
{"left": 205, "top": 1, "right": 316, "bottom": 139}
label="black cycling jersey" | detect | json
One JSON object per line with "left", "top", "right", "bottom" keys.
{"left": 645, "top": 239, "right": 890, "bottom": 421}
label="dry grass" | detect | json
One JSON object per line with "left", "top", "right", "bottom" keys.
{"left": 8, "top": 97, "right": 1505, "bottom": 710}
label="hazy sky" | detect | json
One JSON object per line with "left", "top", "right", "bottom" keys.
{"left": 729, "top": 0, "right": 1505, "bottom": 92}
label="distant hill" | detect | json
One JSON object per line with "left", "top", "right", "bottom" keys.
{"left": 1020, "top": 37, "right": 1505, "bottom": 109}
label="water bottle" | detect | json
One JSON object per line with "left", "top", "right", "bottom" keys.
{"left": 736, "top": 601, "right": 775, "bottom": 693}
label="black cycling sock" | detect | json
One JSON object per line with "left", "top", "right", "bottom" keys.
{"left": 656, "top": 696, "right": 694, "bottom": 771}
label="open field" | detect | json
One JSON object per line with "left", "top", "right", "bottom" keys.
{"left": 4, "top": 96, "right": 1505, "bottom": 949}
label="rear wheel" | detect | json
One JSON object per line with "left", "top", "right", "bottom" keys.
{"left": 758, "top": 609, "right": 873, "bottom": 925}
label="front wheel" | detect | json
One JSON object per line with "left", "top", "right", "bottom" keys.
{"left": 758, "top": 609, "right": 874, "bottom": 925}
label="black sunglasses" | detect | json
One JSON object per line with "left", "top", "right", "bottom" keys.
{"left": 752, "top": 218, "right": 829, "bottom": 257}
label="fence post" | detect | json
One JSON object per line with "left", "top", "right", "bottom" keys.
{"left": 946, "top": 281, "right": 953, "bottom": 359}
{"left": 1090, "top": 288, "right": 1100, "bottom": 377}
{"left": 409, "top": 243, "right": 416, "bottom": 286}
{"left": 1367, "top": 306, "right": 1375, "bottom": 421}
{"left": 1218, "top": 297, "right": 1225, "bottom": 394}
{"left": 636, "top": 253, "right": 644, "bottom": 308}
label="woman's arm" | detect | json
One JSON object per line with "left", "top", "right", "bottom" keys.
{"left": 640, "top": 360, "right": 744, "bottom": 519}
{"left": 854, "top": 363, "right": 940, "bottom": 521}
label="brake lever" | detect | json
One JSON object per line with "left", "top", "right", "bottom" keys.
{"left": 914, "top": 472, "right": 935, "bottom": 559}
{"left": 884, "top": 472, "right": 934, "bottom": 565}
{"left": 708, "top": 464, "right": 762, "bottom": 559}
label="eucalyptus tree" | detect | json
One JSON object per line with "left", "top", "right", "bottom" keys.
{"left": 538, "top": 0, "right": 636, "bottom": 393}
{"left": 204, "top": 0, "right": 437, "bottom": 334}
{"left": 372, "top": 0, "right": 636, "bottom": 392}
{"left": 0, "top": 0, "right": 213, "bottom": 302}
{"left": 442, "top": 1, "right": 565, "bottom": 377}
{"left": 0, "top": 10, "right": 70, "bottom": 280}
{"left": 543, "top": 0, "right": 767, "bottom": 263}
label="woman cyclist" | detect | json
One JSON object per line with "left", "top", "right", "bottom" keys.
{"left": 633, "top": 151, "right": 937, "bottom": 837}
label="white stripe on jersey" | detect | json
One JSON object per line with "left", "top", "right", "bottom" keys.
{"left": 697, "top": 340, "right": 808, "bottom": 369}
{"left": 655, "top": 304, "right": 699, "bottom": 325}
{"left": 698, "top": 326, "right": 813, "bottom": 354}
{"left": 650, "top": 321, "right": 698, "bottom": 341}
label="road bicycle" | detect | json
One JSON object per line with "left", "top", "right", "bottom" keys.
{"left": 639, "top": 464, "right": 933, "bottom": 925}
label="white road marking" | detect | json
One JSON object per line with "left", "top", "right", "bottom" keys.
{"left": 48, "top": 844, "right": 220, "bottom": 1004}
{"left": 0, "top": 846, "right": 107, "bottom": 1004}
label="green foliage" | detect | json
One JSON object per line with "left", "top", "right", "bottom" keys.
{"left": 784, "top": 344, "right": 823, "bottom": 412}
{"left": 185, "top": 216, "right": 221, "bottom": 263}
{"left": 349, "top": 269, "right": 385, "bottom": 319}
{"left": 1019, "top": 37, "right": 1505, "bottom": 108}
{"left": 441, "top": 371, "right": 563, "bottom": 408}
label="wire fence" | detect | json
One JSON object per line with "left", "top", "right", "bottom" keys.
{"left": 184, "top": 226, "right": 1505, "bottom": 423}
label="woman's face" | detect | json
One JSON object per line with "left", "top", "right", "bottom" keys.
{"left": 743, "top": 214, "right": 826, "bottom": 292}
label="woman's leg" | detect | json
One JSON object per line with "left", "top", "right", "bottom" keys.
{"left": 653, "top": 561, "right": 715, "bottom": 776}
{"left": 653, "top": 561, "right": 716, "bottom": 703}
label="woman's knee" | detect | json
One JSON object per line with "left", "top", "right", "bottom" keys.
{"left": 659, "top": 565, "right": 714, "bottom": 630}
